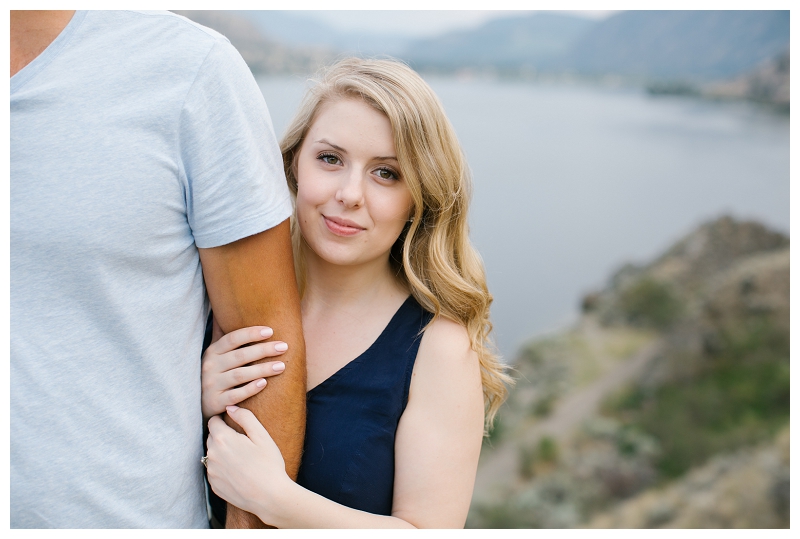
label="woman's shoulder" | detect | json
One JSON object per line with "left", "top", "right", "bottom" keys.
{"left": 421, "top": 315, "right": 472, "bottom": 356}
{"left": 413, "top": 315, "right": 481, "bottom": 390}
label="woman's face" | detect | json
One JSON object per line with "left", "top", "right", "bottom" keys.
{"left": 295, "top": 98, "right": 413, "bottom": 269}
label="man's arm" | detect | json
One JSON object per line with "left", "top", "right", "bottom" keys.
{"left": 198, "top": 219, "right": 306, "bottom": 529}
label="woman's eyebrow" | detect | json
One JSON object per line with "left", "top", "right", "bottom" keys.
{"left": 315, "top": 139, "right": 346, "bottom": 153}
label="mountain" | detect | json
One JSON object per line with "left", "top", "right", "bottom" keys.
{"left": 402, "top": 12, "right": 596, "bottom": 70}
{"left": 468, "top": 216, "right": 789, "bottom": 528}
{"left": 235, "top": 10, "right": 412, "bottom": 57}
{"left": 561, "top": 10, "right": 790, "bottom": 80}
{"left": 404, "top": 10, "right": 789, "bottom": 81}
{"left": 177, "top": 10, "right": 791, "bottom": 84}
{"left": 173, "top": 10, "right": 335, "bottom": 75}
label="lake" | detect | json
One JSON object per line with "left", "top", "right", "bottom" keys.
{"left": 257, "top": 75, "right": 790, "bottom": 360}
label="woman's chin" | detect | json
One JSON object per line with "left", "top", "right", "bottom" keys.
{"left": 307, "top": 246, "right": 363, "bottom": 267}
{"left": 307, "top": 244, "right": 393, "bottom": 270}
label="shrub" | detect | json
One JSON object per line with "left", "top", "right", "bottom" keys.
{"left": 618, "top": 278, "right": 682, "bottom": 328}
{"left": 519, "top": 436, "right": 560, "bottom": 479}
{"left": 604, "top": 333, "right": 789, "bottom": 479}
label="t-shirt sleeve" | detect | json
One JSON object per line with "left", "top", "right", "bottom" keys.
{"left": 178, "top": 38, "right": 292, "bottom": 249}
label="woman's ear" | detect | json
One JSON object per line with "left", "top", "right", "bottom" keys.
{"left": 407, "top": 203, "right": 417, "bottom": 223}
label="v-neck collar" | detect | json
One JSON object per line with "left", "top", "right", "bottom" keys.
{"left": 11, "top": 10, "right": 87, "bottom": 94}
{"left": 306, "top": 295, "right": 415, "bottom": 395}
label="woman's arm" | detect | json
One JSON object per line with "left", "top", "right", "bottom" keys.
{"left": 207, "top": 407, "right": 415, "bottom": 528}
{"left": 205, "top": 316, "right": 484, "bottom": 528}
{"left": 390, "top": 316, "right": 485, "bottom": 527}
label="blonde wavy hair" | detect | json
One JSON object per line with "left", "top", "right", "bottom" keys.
{"left": 280, "top": 57, "right": 512, "bottom": 429}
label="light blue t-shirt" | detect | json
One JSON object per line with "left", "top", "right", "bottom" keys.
{"left": 10, "top": 11, "right": 293, "bottom": 528}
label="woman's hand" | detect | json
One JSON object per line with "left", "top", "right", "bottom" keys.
{"left": 206, "top": 406, "right": 292, "bottom": 523}
{"left": 202, "top": 326, "right": 289, "bottom": 421}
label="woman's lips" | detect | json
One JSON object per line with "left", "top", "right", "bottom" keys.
{"left": 323, "top": 215, "right": 365, "bottom": 236}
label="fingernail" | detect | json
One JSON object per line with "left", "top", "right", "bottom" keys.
{"left": 256, "top": 378, "right": 267, "bottom": 388}
{"left": 274, "top": 342, "right": 288, "bottom": 352}
{"left": 272, "top": 362, "right": 285, "bottom": 372}
{"left": 226, "top": 405, "right": 239, "bottom": 414}
{"left": 260, "top": 327, "right": 273, "bottom": 338}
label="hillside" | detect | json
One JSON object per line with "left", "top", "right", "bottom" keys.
{"left": 563, "top": 10, "right": 790, "bottom": 80}
{"left": 403, "top": 12, "right": 595, "bottom": 71}
{"left": 173, "top": 9, "right": 791, "bottom": 107}
{"left": 236, "top": 10, "right": 412, "bottom": 57}
{"left": 587, "top": 427, "right": 789, "bottom": 528}
{"left": 173, "top": 10, "right": 335, "bottom": 75}
{"left": 702, "top": 50, "right": 790, "bottom": 109}
{"left": 468, "top": 216, "right": 789, "bottom": 528}
{"left": 401, "top": 10, "right": 789, "bottom": 82}
{"left": 178, "top": 10, "right": 789, "bottom": 85}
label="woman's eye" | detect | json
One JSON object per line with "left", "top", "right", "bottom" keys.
{"left": 376, "top": 168, "right": 398, "bottom": 181}
{"left": 319, "top": 154, "right": 341, "bottom": 165}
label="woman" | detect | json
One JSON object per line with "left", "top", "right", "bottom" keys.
{"left": 202, "top": 58, "right": 511, "bottom": 528}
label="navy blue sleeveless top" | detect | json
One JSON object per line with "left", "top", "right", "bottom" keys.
{"left": 205, "top": 295, "right": 433, "bottom": 523}
{"left": 296, "top": 295, "right": 433, "bottom": 515}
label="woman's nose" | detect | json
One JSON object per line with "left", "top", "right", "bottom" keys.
{"left": 335, "top": 170, "right": 365, "bottom": 208}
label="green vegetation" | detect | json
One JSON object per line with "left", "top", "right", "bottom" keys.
{"left": 617, "top": 278, "right": 683, "bottom": 328}
{"left": 519, "top": 446, "right": 537, "bottom": 480}
{"left": 605, "top": 316, "right": 789, "bottom": 479}
{"left": 468, "top": 471, "right": 584, "bottom": 529}
{"left": 469, "top": 500, "right": 542, "bottom": 529}
{"left": 537, "top": 436, "right": 559, "bottom": 463}
{"left": 519, "top": 437, "right": 560, "bottom": 479}
{"left": 531, "top": 395, "right": 555, "bottom": 417}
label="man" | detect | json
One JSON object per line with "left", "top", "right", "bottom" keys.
{"left": 10, "top": 10, "right": 305, "bottom": 528}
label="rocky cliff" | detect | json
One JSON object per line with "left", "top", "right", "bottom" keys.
{"left": 468, "top": 216, "right": 789, "bottom": 528}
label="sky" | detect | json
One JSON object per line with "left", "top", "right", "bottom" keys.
{"left": 295, "top": 10, "right": 617, "bottom": 38}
